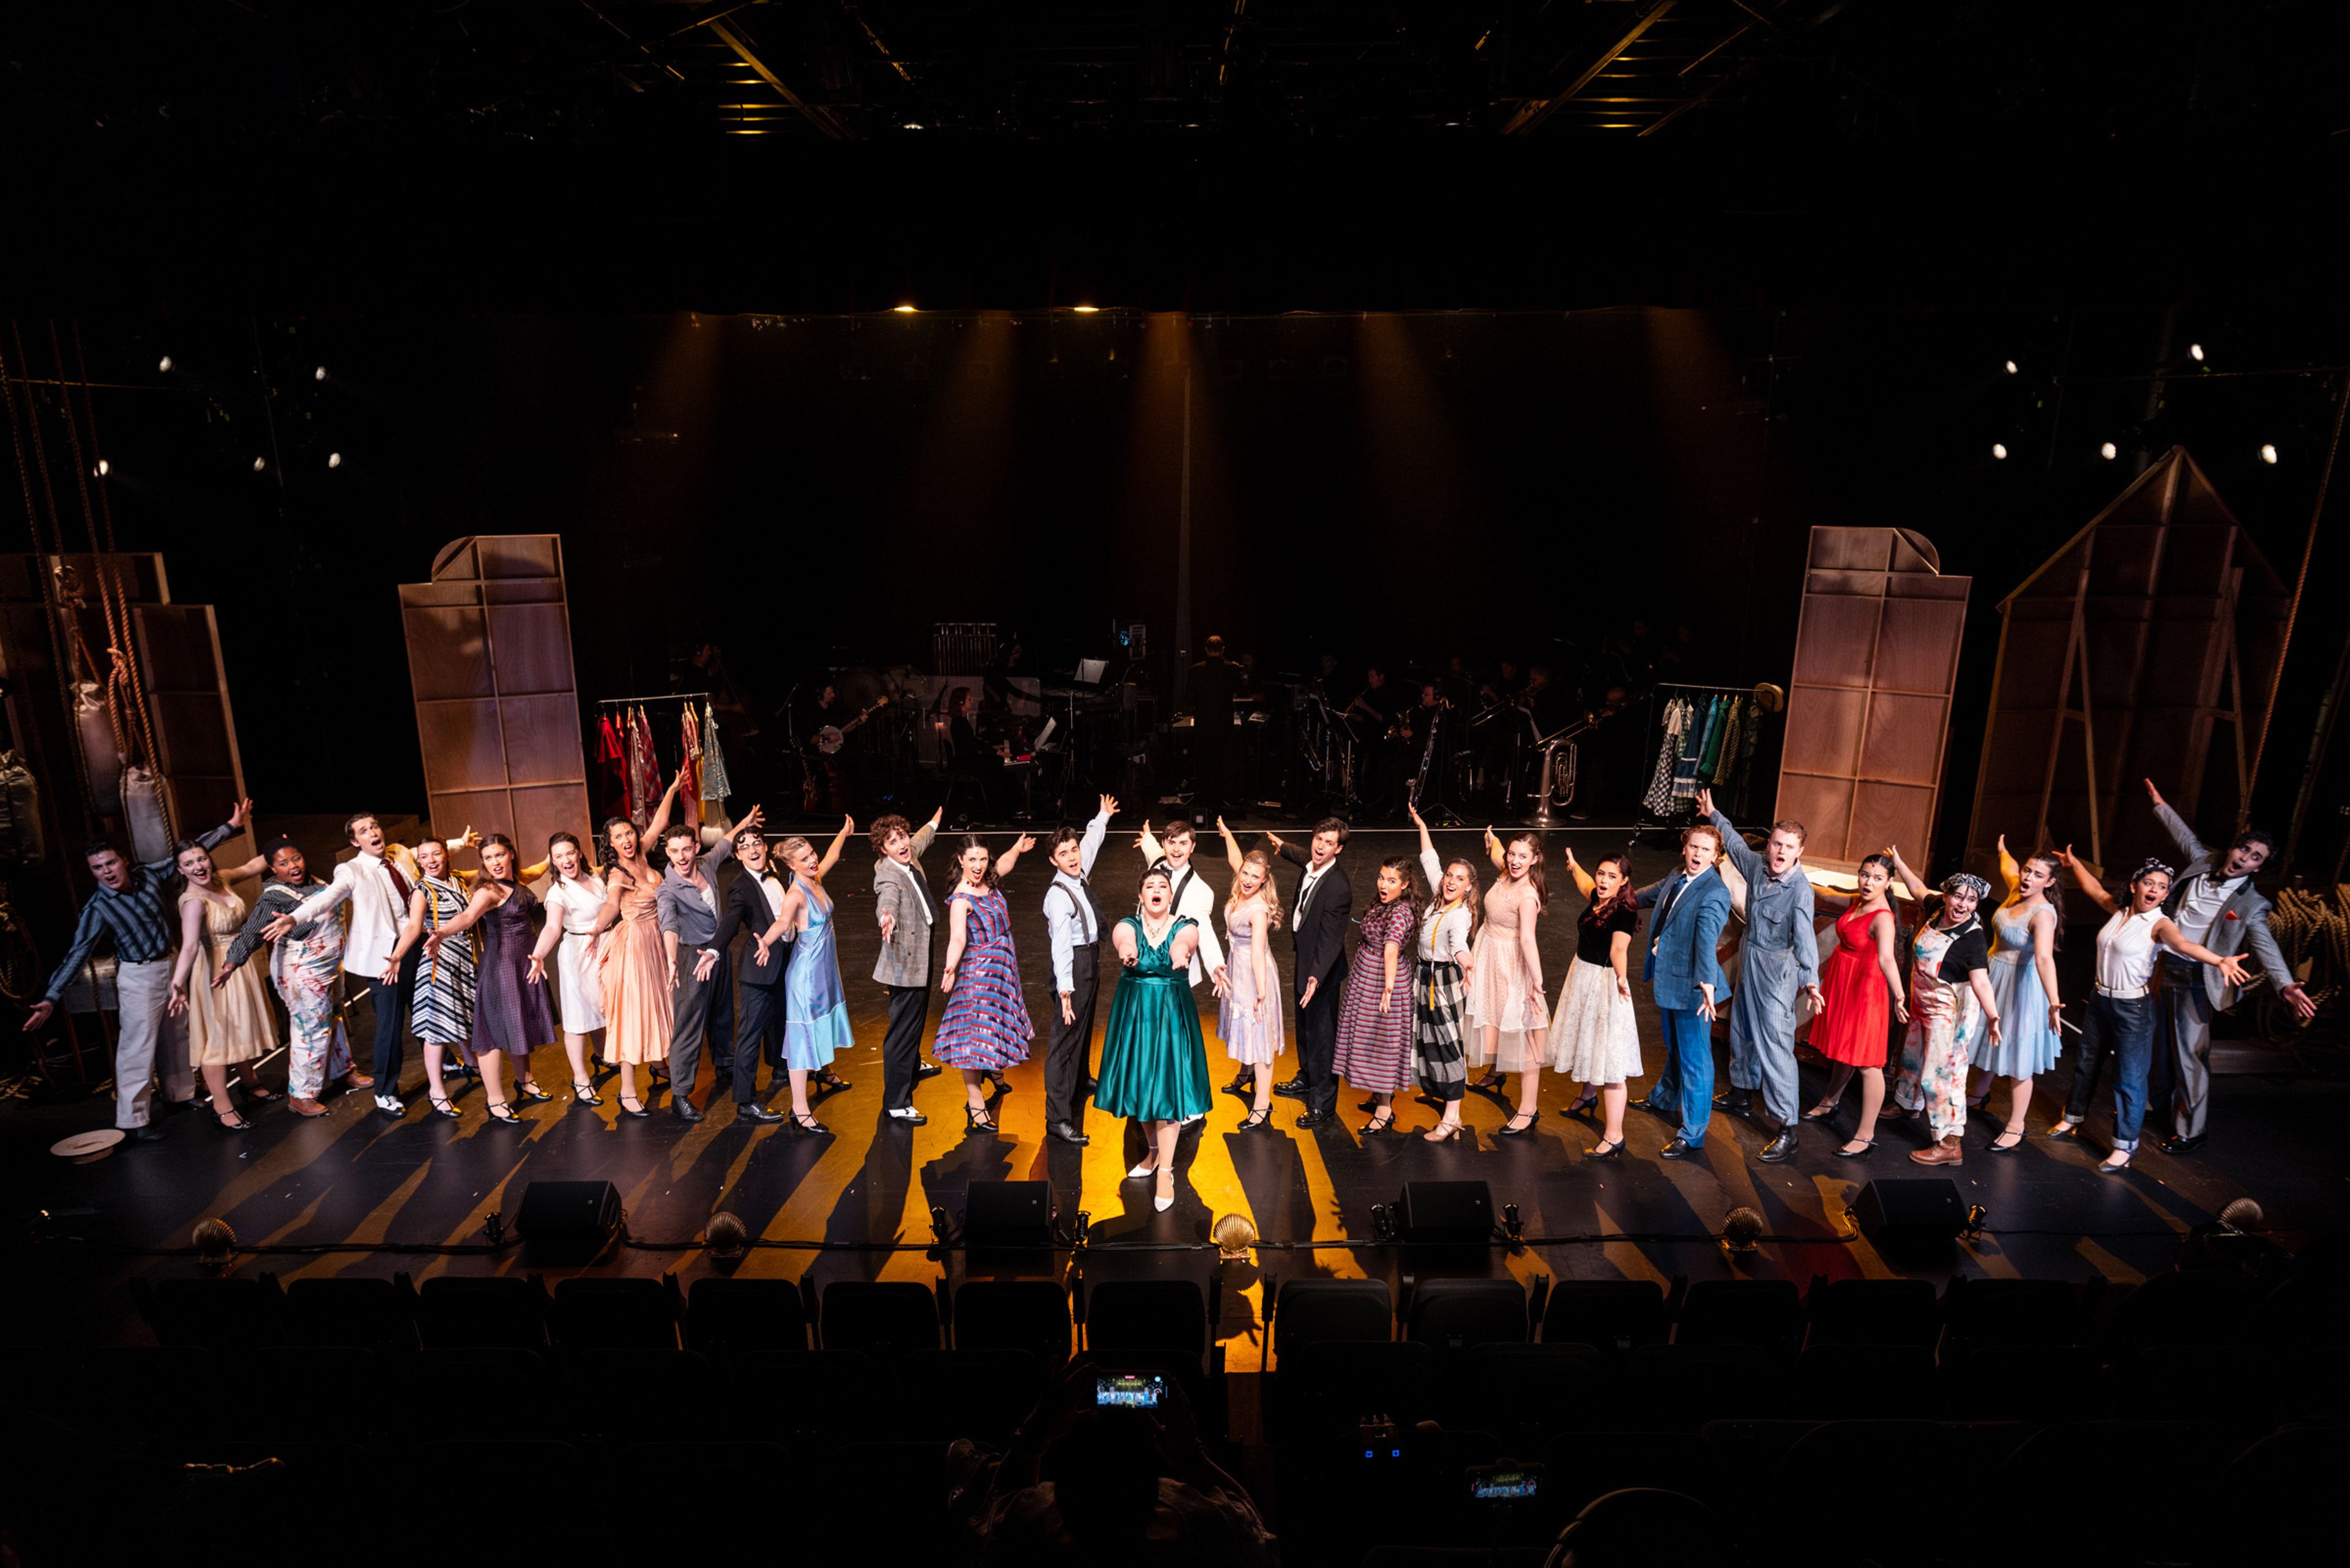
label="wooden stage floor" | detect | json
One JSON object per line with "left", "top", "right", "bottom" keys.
{"left": 7, "top": 827, "right": 2343, "bottom": 1348}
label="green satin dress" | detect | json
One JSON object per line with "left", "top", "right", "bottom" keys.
{"left": 1095, "top": 914, "right": 1212, "bottom": 1122}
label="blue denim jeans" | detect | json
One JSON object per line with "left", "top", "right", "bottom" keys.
{"left": 2065, "top": 993, "right": 2156, "bottom": 1151}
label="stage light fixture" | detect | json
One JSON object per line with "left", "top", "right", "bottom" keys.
{"left": 1721, "top": 1207, "right": 1763, "bottom": 1256}
{"left": 902, "top": 122, "right": 923, "bottom": 130}
{"left": 252, "top": 457, "right": 267, "bottom": 472}
{"left": 2261, "top": 443, "right": 2279, "bottom": 465}
{"left": 1072, "top": 304, "right": 1100, "bottom": 313}
{"left": 2189, "top": 343, "right": 2205, "bottom": 362}
{"left": 327, "top": 452, "right": 343, "bottom": 468}
{"left": 2100, "top": 442, "right": 2117, "bottom": 460}
{"left": 893, "top": 304, "right": 917, "bottom": 313}
{"left": 193, "top": 1217, "right": 238, "bottom": 1269}
{"left": 704, "top": 1210, "right": 750, "bottom": 1261}
{"left": 94, "top": 459, "right": 109, "bottom": 476}
{"left": 1991, "top": 443, "right": 2008, "bottom": 460}
{"left": 2003, "top": 359, "right": 2018, "bottom": 375}
{"left": 2220, "top": 1197, "right": 2264, "bottom": 1231}
{"left": 1213, "top": 1212, "right": 1258, "bottom": 1261}
{"left": 157, "top": 355, "right": 173, "bottom": 372}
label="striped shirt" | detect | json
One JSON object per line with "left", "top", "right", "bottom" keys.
{"left": 40, "top": 819, "right": 238, "bottom": 1002}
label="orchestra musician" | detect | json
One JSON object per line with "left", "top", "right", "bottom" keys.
{"left": 1188, "top": 635, "right": 1244, "bottom": 824}
{"left": 1344, "top": 663, "right": 1408, "bottom": 819}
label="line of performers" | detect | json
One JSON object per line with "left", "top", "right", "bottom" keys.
{"left": 28, "top": 758, "right": 2310, "bottom": 1185}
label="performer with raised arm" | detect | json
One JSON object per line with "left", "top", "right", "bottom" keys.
{"left": 165, "top": 841, "right": 279, "bottom": 1132}
{"left": 589, "top": 801, "right": 684, "bottom": 1118}
{"left": 2139, "top": 778, "right": 2314, "bottom": 1155}
{"left": 1042, "top": 796, "right": 1119, "bottom": 1146}
{"left": 1330, "top": 853, "right": 1425, "bottom": 1135}
{"left": 935, "top": 832, "right": 1040, "bottom": 1135}
{"left": 217, "top": 832, "right": 351, "bottom": 1118}
{"left": 1215, "top": 816, "right": 1288, "bottom": 1133}
{"left": 1465, "top": 828, "right": 1549, "bottom": 1137}
{"left": 654, "top": 800, "right": 765, "bottom": 1121}
{"left": 390, "top": 837, "right": 477, "bottom": 1119}
{"left": 526, "top": 831, "right": 608, "bottom": 1107}
{"left": 1696, "top": 788, "right": 1822, "bottom": 1163}
{"left": 750, "top": 817, "right": 859, "bottom": 1134}
{"left": 708, "top": 821, "right": 811, "bottom": 1118}
{"left": 1550, "top": 846, "right": 1643, "bottom": 1159}
{"left": 1631, "top": 821, "right": 1733, "bottom": 1160}
{"left": 1136, "top": 815, "right": 1232, "bottom": 1121}
{"left": 1406, "top": 806, "right": 1478, "bottom": 1142}
{"left": 1269, "top": 818, "right": 1352, "bottom": 1129}
{"left": 1798, "top": 854, "right": 1912, "bottom": 1159}
{"left": 871, "top": 805, "right": 952, "bottom": 1127}
{"left": 422, "top": 834, "right": 558, "bottom": 1125}
{"left": 1096, "top": 867, "right": 1212, "bottom": 1212}
{"left": 2049, "top": 848, "right": 2248, "bottom": 1173}
{"left": 1881, "top": 848, "right": 2004, "bottom": 1166}
{"left": 1971, "top": 835, "right": 2065, "bottom": 1152}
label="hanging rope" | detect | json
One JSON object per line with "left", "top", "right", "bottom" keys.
{"left": 50, "top": 321, "right": 171, "bottom": 843}
{"left": 2, "top": 321, "right": 101, "bottom": 836}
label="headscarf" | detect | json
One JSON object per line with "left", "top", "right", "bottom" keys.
{"left": 2130, "top": 857, "right": 2177, "bottom": 885}
{"left": 1940, "top": 872, "right": 1990, "bottom": 902}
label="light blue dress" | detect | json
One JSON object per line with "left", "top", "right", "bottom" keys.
{"left": 1980, "top": 905, "right": 2062, "bottom": 1078}
{"left": 783, "top": 884, "right": 853, "bottom": 1070}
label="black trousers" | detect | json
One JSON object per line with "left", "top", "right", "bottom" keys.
{"left": 1046, "top": 943, "right": 1101, "bottom": 1128}
{"left": 1296, "top": 958, "right": 1347, "bottom": 1114}
{"left": 884, "top": 983, "right": 931, "bottom": 1110}
{"left": 361, "top": 947, "right": 420, "bottom": 1089}
{"left": 737, "top": 977, "right": 786, "bottom": 1078}
{"left": 668, "top": 950, "right": 736, "bottom": 1098}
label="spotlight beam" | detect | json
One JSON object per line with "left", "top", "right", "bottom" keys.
{"left": 1502, "top": 1, "right": 1677, "bottom": 135}
{"left": 708, "top": 18, "right": 855, "bottom": 138}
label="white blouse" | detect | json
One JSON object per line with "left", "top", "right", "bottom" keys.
{"left": 2095, "top": 908, "right": 2163, "bottom": 995}
{"left": 545, "top": 873, "right": 609, "bottom": 936}
{"left": 1417, "top": 849, "right": 1474, "bottom": 964}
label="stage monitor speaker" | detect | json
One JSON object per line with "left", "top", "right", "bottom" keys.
{"left": 964, "top": 1181, "right": 1055, "bottom": 1250}
{"left": 1852, "top": 1179, "right": 1966, "bottom": 1250}
{"left": 1398, "top": 1181, "right": 1495, "bottom": 1245}
{"left": 515, "top": 1180, "right": 624, "bottom": 1266}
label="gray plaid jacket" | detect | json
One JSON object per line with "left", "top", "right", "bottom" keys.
{"left": 870, "top": 821, "right": 940, "bottom": 988}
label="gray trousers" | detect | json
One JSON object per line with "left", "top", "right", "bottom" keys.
{"left": 1725, "top": 944, "right": 1801, "bottom": 1124}
{"left": 2160, "top": 958, "right": 2217, "bottom": 1141}
{"left": 113, "top": 957, "right": 193, "bottom": 1128}
{"left": 667, "top": 950, "right": 733, "bottom": 1099}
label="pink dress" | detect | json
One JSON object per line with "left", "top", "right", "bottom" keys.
{"left": 1332, "top": 898, "right": 1416, "bottom": 1092}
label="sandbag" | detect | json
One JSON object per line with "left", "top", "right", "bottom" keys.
{"left": 70, "top": 680, "right": 125, "bottom": 813}
{"left": 0, "top": 749, "right": 43, "bottom": 865}
{"left": 120, "top": 764, "right": 171, "bottom": 863}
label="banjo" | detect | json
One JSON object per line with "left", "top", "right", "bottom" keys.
{"left": 816, "top": 696, "right": 889, "bottom": 755}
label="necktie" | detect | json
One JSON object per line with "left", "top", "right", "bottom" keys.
{"left": 384, "top": 861, "right": 412, "bottom": 924}
{"left": 1654, "top": 875, "right": 1685, "bottom": 952}
{"left": 908, "top": 862, "right": 935, "bottom": 923}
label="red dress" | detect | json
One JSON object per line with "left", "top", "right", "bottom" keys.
{"left": 1811, "top": 905, "right": 1893, "bottom": 1068}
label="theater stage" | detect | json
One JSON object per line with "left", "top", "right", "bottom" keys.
{"left": 7, "top": 829, "right": 2342, "bottom": 1350}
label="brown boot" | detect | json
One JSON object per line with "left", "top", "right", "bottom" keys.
{"left": 1909, "top": 1133, "right": 1964, "bottom": 1167}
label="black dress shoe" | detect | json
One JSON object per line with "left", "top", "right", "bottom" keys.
{"left": 1635, "top": 1096, "right": 1678, "bottom": 1121}
{"left": 1758, "top": 1126, "right": 1799, "bottom": 1163}
{"left": 1294, "top": 1108, "right": 1334, "bottom": 1129}
{"left": 736, "top": 1102, "right": 785, "bottom": 1124}
{"left": 1659, "top": 1137, "right": 1700, "bottom": 1160}
{"left": 1050, "top": 1121, "right": 1091, "bottom": 1146}
{"left": 122, "top": 1125, "right": 166, "bottom": 1143}
{"left": 1225, "top": 1071, "right": 1253, "bottom": 1096}
{"left": 1273, "top": 1077, "right": 1308, "bottom": 1099}
{"left": 672, "top": 1097, "right": 704, "bottom": 1122}
{"left": 915, "top": 1061, "right": 944, "bottom": 1080}
{"left": 1714, "top": 1089, "right": 1753, "bottom": 1118}
{"left": 2159, "top": 1133, "right": 2207, "bottom": 1155}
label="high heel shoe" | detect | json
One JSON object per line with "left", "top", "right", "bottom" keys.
{"left": 570, "top": 1080, "right": 602, "bottom": 1107}
{"left": 514, "top": 1080, "right": 554, "bottom": 1103}
{"left": 1497, "top": 1110, "right": 1540, "bottom": 1138}
{"left": 2046, "top": 1119, "right": 2081, "bottom": 1140}
{"left": 1986, "top": 1124, "right": 2026, "bottom": 1153}
{"left": 787, "top": 1111, "right": 830, "bottom": 1135}
{"left": 1423, "top": 1121, "right": 1463, "bottom": 1144}
{"left": 964, "top": 1104, "right": 997, "bottom": 1133}
{"left": 1127, "top": 1159, "right": 1160, "bottom": 1179}
{"left": 1834, "top": 1138, "right": 1876, "bottom": 1159}
{"left": 427, "top": 1094, "right": 461, "bottom": 1119}
{"left": 617, "top": 1096, "right": 650, "bottom": 1119}
{"left": 813, "top": 1070, "right": 852, "bottom": 1094}
{"left": 1588, "top": 1136, "right": 1625, "bottom": 1159}
{"left": 1237, "top": 1108, "right": 1272, "bottom": 1132}
{"left": 246, "top": 1086, "right": 285, "bottom": 1103}
{"left": 487, "top": 1101, "right": 524, "bottom": 1125}
{"left": 1153, "top": 1170, "right": 1175, "bottom": 1214}
{"left": 1800, "top": 1100, "right": 1841, "bottom": 1121}
{"left": 1357, "top": 1096, "right": 1379, "bottom": 1113}
{"left": 1567, "top": 1092, "right": 1598, "bottom": 1119}
{"left": 1360, "top": 1111, "right": 1397, "bottom": 1136}
{"left": 214, "top": 1109, "right": 251, "bottom": 1133}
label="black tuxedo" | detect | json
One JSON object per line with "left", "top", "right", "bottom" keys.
{"left": 1278, "top": 842, "right": 1352, "bottom": 1114}
{"left": 718, "top": 863, "right": 793, "bottom": 1096}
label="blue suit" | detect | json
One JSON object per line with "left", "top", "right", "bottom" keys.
{"left": 1635, "top": 866, "right": 1733, "bottom": 1148}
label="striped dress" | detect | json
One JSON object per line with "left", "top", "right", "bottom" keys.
{"left": 932, "top": 886, "right": 1034, "bottom": 1070}
{"left": 411, "top": 875, "right": 477, "bottom": 1048}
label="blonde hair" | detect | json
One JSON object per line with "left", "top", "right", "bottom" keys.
{"left": 1225, "top": 849, "right": 1285, "bottom": 932}
{"left": 776, "top": 835, "right": 816, "bottom": 867}
{"left": 1436, "top": 857, "right": 1483, "bottom": 938}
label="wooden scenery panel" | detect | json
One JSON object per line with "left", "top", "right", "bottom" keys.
{"left": 1774, "top": 526, "right": 1972, "bottom": 870}
{"left": 398, "top": 536, "right": 589, "bottom": 873}
{"left": 1965, "top": 448, "right": 2286, "bottom": 872}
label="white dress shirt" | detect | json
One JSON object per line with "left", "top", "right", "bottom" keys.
{"left": 1155, "top": 857, "right": 1229, "bottom": 985}
{"left": 1043, "top": 808, "right": 1112, "bottom": 993}
{"left": 1415, "top": 848, "right": 1473, "bottom": 963}
{"left": 1294, "top": 861, "right": 1334, "bottom": 926}
{"left": 2171, "top": 872, "right": 2244, "bottom": 950}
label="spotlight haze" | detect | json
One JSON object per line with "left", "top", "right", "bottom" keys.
{"left": 2100, "top": 442, "right": 2117, "bottom": 460}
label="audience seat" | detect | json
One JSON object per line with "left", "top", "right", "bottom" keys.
{"left": 1085, "top": 1278, "right": 1210, "bottom": 1365}
{"left": 1540, "top": 1279, "right": 1669, "bottom": 1351}
{"left": 1791, "top": 1343, "right": 1936, "bottom": 1418}
{"left": 1455, "top": 1342, "right": 1605, "bottom": 1447}
{"left": 1406, "top": 1277, "right": 1529, "bottom": 1363}
{"left": 902, "top": 1346, "right": 1045, "bottom": 1442}
{"left": 1939, "top": 1275, "right": 2089, "bottom": 1354}
{"left": 1621, "top": 1343, "right": 1792, "bottom": 1431}
{"left": 1673, "top": 1279, "right": 1803, "bottom": 1351}
{"left": 132, "top": 1275, "right": 286, "bottom": 1350}
{"left": 1272, "top": 1277, "right": 1393, "bottom": 1363}
{"left": 1804, "top": 1276, "right": 1940, "bottom": 1348}
{"left": 2098, "top": 1272, "right": 2256, "bottom": 1355}
{"left": 414, "top": 1274, "right": 550, "bottom": 1349}
{"left": 684, "top": 1275, "right": 811, "bottom": 1360}
{"left": 551, "top": 1275, "right": 681, "bottom": 1350}
{"left": 280, "top": 1274, "right": 418, "bottom": 1354}
{"left": 818, "top": 1280, "right": 941, "bottom": 1355}
{"left": 952, "top": 1279, "right": 1070, "bottom": 1368}
{"left": 734, "top": 1347, "right": 879, "bottom": 1452}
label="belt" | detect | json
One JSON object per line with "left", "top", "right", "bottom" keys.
{"left": 2094, "top": 982, "right": 2150, "bottom": 1000}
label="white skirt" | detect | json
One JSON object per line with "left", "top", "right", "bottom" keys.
{"left": 1547, "top": 957, "right": 1643, "bottom": 1085}
{"left": 554, "top": 929, "right": 606, "bottom": 1034}
{"left": 1464, "top": 924, "right": 1551, "bottom": 1072}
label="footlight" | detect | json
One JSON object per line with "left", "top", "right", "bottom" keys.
{"left": 193, "top": 1217, "right": 239, "bottom": 1271}
{"left": 1214, "top": 1212, "right": 1258, "bottom": 1261}
{"left": 1720, "top": 1207, "right": 1763, "bottom": 1256}
{"left": 704, "top": 1210, "right": 749, "bottom": 1265}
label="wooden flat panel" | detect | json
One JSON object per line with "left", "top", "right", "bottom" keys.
{"left": 1889, "top": 571, "right": 1971, "bottom": 602}
{"left": 146, "top": 691, "right": 238, "bottom": 778}
{"left": 1858, "top": 692, "right": 1950, "bottom": 787}
{"left": 403, "top": 606, "right": 495, "bottom": 701}
{"left": 499, "top": 694, "right": 587, "bottom": 788}
{"left": 1874, "top": 599, "right": 1967, "bottom": 695}
{"left": 1792, "top": 595, "right": 1881, "bottom": 689}
{"left": 1810, "top": 528, "right": 1893, "bottom": 572}
{"left": 1805, "top": 570, "right": 1887, "bottom": 597}
{"left": 416, "top": 699, "right": 509, "bottom": 794}
{"left": 472, "top": 536, "right": 561, "bottom": 580}
{"left": 1851, "top": 782, "right": 1936, "bottom": 856}
{"left": 1782, "top": 685, "right": 1868, "bottom": 777}
{"left": 397, "top": 582, "right": 479, "bottom": 610}
{"left": 485, "top": 604, "right": 576, "bottom": 697}
{"left": 427, "top": 790, "right": 515, "bottom": 870}
{"left": 485, "top": 578, "right": 564, "bottom": 606}
{"left": 1777, "top": 774, "right": 1854, "bottom": 854}
{"left": 512, "top": 785, "right": 589, "bottom": 860}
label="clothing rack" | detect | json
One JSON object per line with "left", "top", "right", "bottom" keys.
{"left": 1635, "top": 681, "right": 1769, "bottom": 834}
{"left": 596, "top": 690, "right": 710, "bottom": 708}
